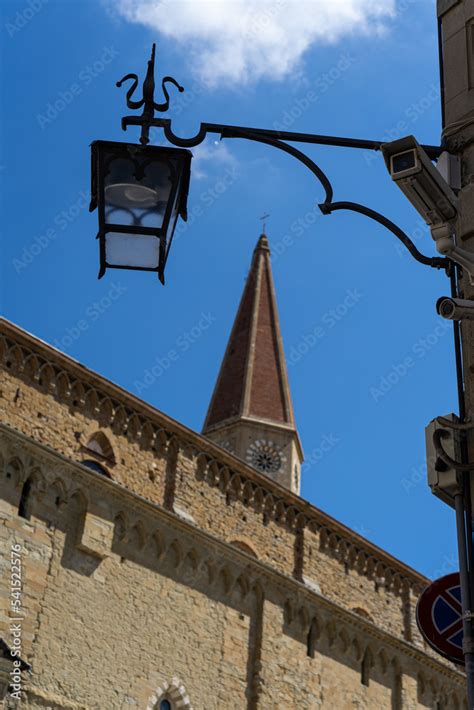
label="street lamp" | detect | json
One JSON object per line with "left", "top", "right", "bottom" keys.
{"left": 89, "top": 140, "right": 191, "bottom": 283}
{"left": 94, "top": 43, "right": 447, "bottom": 279}
{"left": 89, "top": 43, "right": 191, "bottom": 284}
{"left": 91, "top": 42, "right": 474, "bottom": 703}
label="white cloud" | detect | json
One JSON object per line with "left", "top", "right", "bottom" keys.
{"left": 113, "top": 0, "right": 396, "bottom": 87}
{"left": 191, "top": 140, "right": 238, "bottom": 178}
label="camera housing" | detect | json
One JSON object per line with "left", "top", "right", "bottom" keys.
{"left": 430, "top": 223, "right": 474, "bottom": 285}
{"left": 436, "top": 296, "right": 474, "bottom": 321}
{"left": 381, "top": 135, "right": 457, "bottom": 226}
{"left": 425, "top": 414, "right": 467, "bottom": 511}
{"left": 380, "top": 136, "right": 474, "bottom": 281}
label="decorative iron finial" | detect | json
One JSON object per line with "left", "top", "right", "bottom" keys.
{"left": 116, "top": 43, "right": 184, "bottom": 145}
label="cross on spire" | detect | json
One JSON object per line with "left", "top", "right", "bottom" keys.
{"left": 260, "top": 213, "right": 270, "bottom": 235}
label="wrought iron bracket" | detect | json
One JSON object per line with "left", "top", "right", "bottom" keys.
{"left": 116, "top": 46, "right": 448, "bottom": 272}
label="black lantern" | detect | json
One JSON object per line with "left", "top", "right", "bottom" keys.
{"left": 89, "top": 43, "right": 192, "bottom": 284}
{"left": 90, "top": 140, "right": 191, "bottom": 283}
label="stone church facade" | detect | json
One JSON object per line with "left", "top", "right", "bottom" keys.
{"left": 0, "top": 236, "right": 466, "bottom": 708}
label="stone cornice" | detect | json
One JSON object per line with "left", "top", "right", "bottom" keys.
{"left": 0, "top": 423, "right": 464, "bottom": 686}
{"left": 0, "top": 317, "right": 430, "bottom": 592}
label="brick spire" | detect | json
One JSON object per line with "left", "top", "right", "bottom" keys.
{"left": 203, "top": 234, "right": 295, "bottom": 432}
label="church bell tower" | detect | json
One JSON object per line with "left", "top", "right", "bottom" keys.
{"left": 202, "top": 233, "right": 303, "bottom": 494}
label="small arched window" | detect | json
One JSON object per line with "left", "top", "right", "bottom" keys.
{"left": 361, "top": 649, "right": 373, "bottom": 687}
{"left": 306, "top": 619, "right": 319, "bottom": 659}
{"left": 149, "top": 679, "right": 190, "bottom": 710}
{"left": 82, "top": 432, "right": 115, "bottom": 464}
{"left": 18, "top": 478, "right": 32, "bottom": 519}
{"left": 81, "top": 459, "right": 111, "bottom": 477}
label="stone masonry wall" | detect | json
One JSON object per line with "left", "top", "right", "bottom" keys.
{"left": 0, "top": 318, "right": 467, "bottom": 707}
{"left": 0, "top": 427, "right": 466, "bottom": 709}
{"left": 0, "top": 321, "right": 440, "bottom": 648}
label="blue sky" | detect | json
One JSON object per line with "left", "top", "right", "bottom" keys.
{"left": 1, "top": 0, "right": 458, "bottom": 580}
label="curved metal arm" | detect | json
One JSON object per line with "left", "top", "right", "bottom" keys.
{"left": 160, "top": 119, "right": 216, "bottom": 147}
{"left": 148, "top": 117, "right": 443, "bottom": 158}
{"left": 321, "top": 201, "right": 449, "bottom": 270}
{"left": 433, "top": 428, "right": 474, "bottom": 472}
{"left": 437, "top": 416, "right": 474, "bottom": 431}
{"left": 120, "top": 105, "right": 449, "bottom": 270}
{"left": 115, "top": 46, "right": 445, "bottom": 265}
{"left": 221, "top": 128, "right": 333, "bottom": 205}
{"left": 158, "top": 120, "right": 448, "bottom": 271}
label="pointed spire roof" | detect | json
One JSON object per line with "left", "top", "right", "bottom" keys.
{"left": 203, "top": 233, "right": 296, "bottom": 433}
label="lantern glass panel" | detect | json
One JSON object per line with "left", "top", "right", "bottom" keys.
{"left": 91, "top": 140, "right": 192, "bottom": 280}
{"left": 162, "top": 164, "right": 185, "bottom": 254}
{"left": 104, "top": 233, "right": 160, "bottom": 269}
{"left": 104, "top": 157, "right": 173, "bottom": 229}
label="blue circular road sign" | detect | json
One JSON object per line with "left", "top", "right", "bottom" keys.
{"left": 416, "top": 572, "right": 464, "bottom": 666}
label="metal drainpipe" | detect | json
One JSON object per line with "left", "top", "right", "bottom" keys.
{"left": 451, "top": 267, "right": 474, "bottom": 707}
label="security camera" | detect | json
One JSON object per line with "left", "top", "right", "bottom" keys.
{"left": 437, "top": 296, "right": 474, "bottom": 321}
{"left": 381, "top": 135, "right": 457, "bottom": 226}
{"left": 430, "top": 223, "right": 474, "bottom": 285}
{"left": 381, "top": 136, "right": 474, "bottom": 283}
